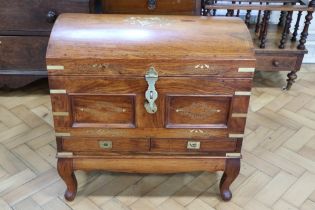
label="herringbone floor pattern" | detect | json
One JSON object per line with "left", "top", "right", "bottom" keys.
{"left": 1, "top": 65, "right": 315, "bottom": 210}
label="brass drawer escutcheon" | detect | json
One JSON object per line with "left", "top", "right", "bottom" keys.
{"left": 99, "top": 141, "right": 113, "bottom": 149}
{"left": 187, "top": 141, "right": 201, "bottom": 149}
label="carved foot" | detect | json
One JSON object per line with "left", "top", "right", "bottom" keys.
{"left": 57, "top": 158, "right": 77, "bottom": 201}
{"left": 283, "top": 71, "right": 297, "bottom": 91}
{"left": 219, "top": 158, "right": 240, "bottom": 201}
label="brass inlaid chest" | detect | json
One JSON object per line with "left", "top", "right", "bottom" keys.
{"left": 47, "top": 13, "right": 255, "bottom": 201}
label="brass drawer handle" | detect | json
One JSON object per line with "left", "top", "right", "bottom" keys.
{"left": 99, "top": 141, "right": 112, "bottom": 149}
{"left": 144, "top": 67, "right": 158, "bottom": 114}
{"left": 148, "top": 0, "right": 157, "bottom": 10}
{"left": 187, "top": 141, "right": 201, "bottom": 150}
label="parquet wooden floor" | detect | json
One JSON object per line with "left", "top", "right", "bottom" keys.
{"left": 1, "top": 65, "right": 315, "bottom": 210}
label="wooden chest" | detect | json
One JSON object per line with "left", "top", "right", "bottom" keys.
{"left": 47, "top": 14, "right": 255, "bottom": 201}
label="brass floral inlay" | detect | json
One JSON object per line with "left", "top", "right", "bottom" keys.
{"left": 124, "top": 17, "right": 173, "bottom": 27}
{"left": 194, "top": 64, "right": 219, "bottom": 74}
{"left": 75, "top": 64, "right": 111, "bottom": 73}
{"left": 195, "top": 64, "right": 210, "bottom": 69}
{"left": 78, "top": 101, "right": 127, "bottom": 114}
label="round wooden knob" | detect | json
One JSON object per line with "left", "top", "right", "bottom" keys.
{"left": 47, "top": 10, "right": 58, "bottom": 23}
{"left": 272, "top": 60, "right": 280, "bottom": 67}
{"left": 148, "top": 0, "right": 157, "bottom": 10}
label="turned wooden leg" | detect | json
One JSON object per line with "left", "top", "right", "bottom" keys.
{"left": 284, "top": 71, "right": 298, "bottom": 90}
{"left": 219, "top": 158, "right": 240, "bottom": 201}
{"left": 57, "top": 158, "right": 78, "bottom": 201}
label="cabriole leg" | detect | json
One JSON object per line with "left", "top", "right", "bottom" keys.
{"left": 57, "top": 158, "right": 78, "bottom": 201}
{"left": 219, "top": 158, "right": 240, "bottom": 201}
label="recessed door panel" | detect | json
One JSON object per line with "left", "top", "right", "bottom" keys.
{"left": 71, "top": 94, "right": 135, "bottom": 128}
{"left": 166, "top": 95, "right": 231, "bottom": 128}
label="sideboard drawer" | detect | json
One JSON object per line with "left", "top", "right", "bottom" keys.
{"left": 150, "top": 139, "right": 236, "bottom": 153}
{"left": 0, "top": 0, "right": 89, "bottom": 32}
{"left": 0, "top": 36, "right": 48, "bottom": 70}
{"left": 62, "top": 137, "right": 150, "bottom": 152}
{"left": 256, "top": 54, "right": 298, "bottom": 71}
{"left": 102, "top": 0, "right": 198, "bottom": 15}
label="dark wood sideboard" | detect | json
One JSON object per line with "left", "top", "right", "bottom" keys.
{"left": 0, "top": 0, "right": 95, "bottom": 88}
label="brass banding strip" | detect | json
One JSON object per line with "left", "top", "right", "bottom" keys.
{"left": 47, "top": 65, "right": 64, "bottom": 70}
{"left": 226, "top": 153, "right": 241, "bottom": 158}
{"left": 238, "top": 68, "right": 255, "bottom": 73}
{"left": 235, "top": 91, "right": 251, "bottom": 96}
{"left": 50, "top": 89, "right": 66, "bottom": 94}
{"left": 55, "top": 132, "right": 71, "bottom": 137}
{"left": 52, "top": 112, "right": 69, "bottom": 116}
{"left": 231, "top": 113, "right": 247, "bottom": 118}
{"left": 56, "top": 152, "right": 73, "bottom": 158}
{"left": 229, "top": 134, "right": 245, "bottom": 138}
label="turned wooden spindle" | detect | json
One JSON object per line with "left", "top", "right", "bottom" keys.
{"left": 213, "top": 0, "right": 217, "bottom": 16}
{"left": 259, "top": 10, "right": 266, "bottom": 40}
{"left": 255, "top": 2, "right": 263, "bottom": 33}
{"left": 226, "top": 1, "right": 235, "bottom": 16}
{"left": 278, "top": 11, "right": 286, "bottom": 26}
{"left": 292, "top": 11, "right": 302, "bottom": 41}
{"left": 279, "top": 11, "right": 293, "bottom": 49}
{"left": 236, "top": 1, "right": 241, "bottom": 17}
{"left": 297, "top": 11, "right": 313, "bottom": 50}
{"left": 260, "top": 10, "right": 271, "bottom": 48}
{"left": 245, "top": 2, "right": 252, "bottom": 26}
{"left": 255, "top": 10, "right": 262, "bottom": 33}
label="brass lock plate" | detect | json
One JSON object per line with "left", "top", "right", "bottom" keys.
{"left": 99, "top": 141, "right": 112, "bottom": 149}
{"left": 187, "top": 141, "right": 201, "bottom": 150}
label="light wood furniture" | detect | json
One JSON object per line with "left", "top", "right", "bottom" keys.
{"left": 47, "top": 13, "right": 255, "bottom": 201}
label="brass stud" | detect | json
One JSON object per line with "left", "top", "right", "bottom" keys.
{"left": 229, "top": 134, "right": 245, "bottom": 138}
{"left": 52, "top": 112, "right": 69, "bottom": 116}
{"left": 231, "top": 113, "right": 247, "bottom": 118}
{"left": 55, "top": 132, "right": 71, "bottom": 137}
{"left": 50, "top": 89, "right": 66, "bottom": 94}
{"left": 235, "top": 91, "right": 251, "bottom": 96}
{"left": 47, "top": 65, "right": 64, "bottom": 70}
{"left": 238, "top": 67, "right": 255, "bottom": 73}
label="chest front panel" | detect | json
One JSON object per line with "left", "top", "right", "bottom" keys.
{"left": 49, "top": 75, "right": 251, "bottom": 140}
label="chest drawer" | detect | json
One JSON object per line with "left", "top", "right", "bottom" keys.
{"left": 0, "top": 0, "right": 89, "bottom": 32}
{"left": 61, "top": 137, "right": 150, "bottom": 153}
{"left": 102, "top": 0, "right": 199, "bottom": 15}
{"left": 151, "top": 138, "right": 236, "bottom": 153}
